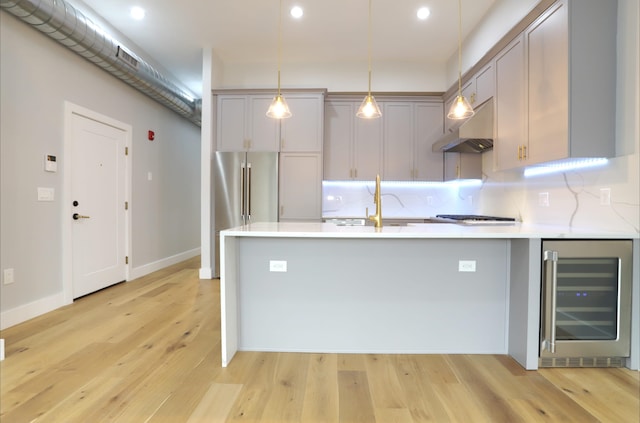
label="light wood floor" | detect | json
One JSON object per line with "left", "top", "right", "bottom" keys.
{"left": 1, "top": 257, "right": 638, "bottom": 422}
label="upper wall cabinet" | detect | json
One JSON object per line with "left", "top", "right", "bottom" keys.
{"left": 324, "top": 99, "right": 382, "bottom": 181}
{"left": 445, "top": 63, "right": 495, "bottom": 134}
{"left": 279, "top": 93, "right": 324, "bottom": 153}
{"left": 494, "top": 34, "right": 526, "bottom": 171}
{"left": 216, "top": 94, "right": 279, "bottom": 152}
{"left": 383, "top": 101, "right": 444, "bottom": 181}
{"left": 324, "top": 97, "right": 444, "bottom": 181}
{"left": 526, "top": 0, "right": 616, "bottom": 165}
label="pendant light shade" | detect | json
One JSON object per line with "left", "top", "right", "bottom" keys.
{"left": 267, "top": 0, "right": 291, "bottom": 119}
{"left": 448, "top": 95, "right": 475, "bottom": 119}
{"left": 447, "top": 0, "right": 474, "bottom": 120}
{"left": 357, "top": 0, "right": 381, "bottom": 119}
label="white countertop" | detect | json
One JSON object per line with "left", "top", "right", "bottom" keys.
{"left": 221, "top": 221, "right": 639, "bottom": 239}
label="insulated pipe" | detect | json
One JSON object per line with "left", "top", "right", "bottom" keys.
{"left": 1, "top": 0, "right": 201, "bottom": 126}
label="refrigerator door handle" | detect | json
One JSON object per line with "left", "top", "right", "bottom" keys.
{"left": 542, "top": 250, "right": 559, "bottom": 354}
{"left": 241, "top": 162, "right": 246, "bottom": 220}
{"left": 247, "top": 163, "right": 252, "bottom": 222}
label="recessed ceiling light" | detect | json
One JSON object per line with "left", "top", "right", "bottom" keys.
{"left": 130, "top": 6, "right": 146, "bottom": 20}
{"left": 417, "top": 7, "right": 431, "bottom": 20}
{"left": 290, "top": 6, "right": 303, "bottom": 19}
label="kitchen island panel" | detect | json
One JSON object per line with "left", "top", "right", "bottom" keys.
{"left": 234, "top": 237, "right": 509, "bottom": 357}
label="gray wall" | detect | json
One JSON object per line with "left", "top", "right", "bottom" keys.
{"left": 0, "top": 12, "right": 200, "bottom": 323}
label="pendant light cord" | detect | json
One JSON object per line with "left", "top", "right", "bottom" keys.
{"left": 367, "top": 0, "right": 372, "bottom": 95}
{"left": 277, "top": 0, "right": 283, "bottom": 96}
{"left": 457, "top": 0, "right": 462, "bottom": 96}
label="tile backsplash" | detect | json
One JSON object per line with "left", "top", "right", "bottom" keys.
{"left": 322, "top": 152, "right": 639, "bottom": 233}
{"left": 322, "top": 180, "right": 484, "bottom": 219}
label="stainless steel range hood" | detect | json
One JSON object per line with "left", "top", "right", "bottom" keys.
{"left": 432, "top": 100, "right": 494, "bottom": 153}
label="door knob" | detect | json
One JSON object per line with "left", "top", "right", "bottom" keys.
{"left": 73, "top": 213, "right": 90, "bottom": 220}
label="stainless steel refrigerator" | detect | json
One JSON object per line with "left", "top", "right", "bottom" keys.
{"left": 214, "top": 151, "right": 279, "bottom": 277}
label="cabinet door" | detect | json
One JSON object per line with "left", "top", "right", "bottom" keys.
{"left": 415, "top": 103, "right": 444, "bottom": 181}
{"left": 217, "top": 96, "right": 247, "bottom": 151}
{"left": 444, "top": 152, "right": 482, "bottom": 181}
{"left": 383, "top": 102, "right": 414, "bottom": 180}
{"left": 279, "top": 153, "right": 322, "bottom": 221}
{"left": 248, "top": 96, "right": 280, "bottom": 151}
{"left": 474, "top": 63, "right": 495, "bottom": 107}
{"left": 494, "top": 34, "right": 526, "bottom": 171}
{"left": 280, "top": 94, "right": 323, "bottom": 152}
{"left": 354, "top": 115, "right": 383, "bottom": 181}
{"left": 527, "top": 1, "right": 568, "bottom": 164}
{"left": 324, "top": 101, "right": 354, "bottom": 180}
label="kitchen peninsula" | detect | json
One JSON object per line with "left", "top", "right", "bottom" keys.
{"left": 219, "top": 222, "right": 639, "bottom": 371}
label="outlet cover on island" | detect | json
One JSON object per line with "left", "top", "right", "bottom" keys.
{"left": 269, "top": 260, "right": 287, "bottom": 272}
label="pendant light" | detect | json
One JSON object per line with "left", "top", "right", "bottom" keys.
{"left": 266, "top": 0, "right": 292, "bottom": 119}
{"left": 356, "top": 0, "right": 382, "bottom": 119}
{"left": 447, "top": 0, "right": 475, "bottom": 120}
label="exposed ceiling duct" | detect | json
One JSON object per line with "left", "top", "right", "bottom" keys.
{"left": 1, "top": 0, "right": 202, "bottom": 126}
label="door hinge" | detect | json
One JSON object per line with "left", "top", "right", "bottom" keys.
{"left": 125, "top": 146, "right": 129, "bottom": 156}
{"left": 125, "top": 201, "right": 129, "bottom": 210}
{"left": 125, "top": 256, "right": 129, "bottom": 265}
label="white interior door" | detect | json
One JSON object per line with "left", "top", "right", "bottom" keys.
{"left": 70, "top": 111, "right": 127, "bottom": 298}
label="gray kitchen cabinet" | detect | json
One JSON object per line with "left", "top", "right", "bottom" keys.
{"left": 323, "top": 99, "right": 382, "bottom": 181}
{"left": 445, "top": 63, "right": 494, "bottom": 134}
{"left": 383, "top": 101, "right": 444, "bottom": 181}
{"left": 279, "top": 93, "right": 324, "bottom": 152}
{"left": 279, "top": 152, "right": 322, "bottom": 221}
{"left": 494, "top": 34, "right": 526, "bottom": 171}
{"left": 525, "top": 0, "right": 616, "bottom": 165}
{"left": 325, "top": 97, "right": 443, "bottom": 182}
{"left": 382, "top": 102, "right": 413, "bottom": 180}
{"left": 444, "top": 152, "right": 483, "bottom": 181}
{"left": 216, "top": 94, "right": 279, "bottom": 152}
{"left": 415, "top": 102, "right": 445, "bottom": 181}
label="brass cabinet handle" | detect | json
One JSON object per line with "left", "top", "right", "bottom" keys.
{"left": 72, "top": 213, "right": 90, "bottom": 220}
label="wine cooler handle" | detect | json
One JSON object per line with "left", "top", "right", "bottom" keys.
{"left": 543, "top": 250, "right": 559, "bottom": 353}
{"left": 246, "top": 164, "right": 252, "bottom": 222}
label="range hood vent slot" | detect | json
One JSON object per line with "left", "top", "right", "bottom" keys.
{"left": 433, "top": 100, "right": 494, "bottom": 153}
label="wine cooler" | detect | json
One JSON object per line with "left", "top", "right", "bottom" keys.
{"left": 539, "top": 239, "right": 633, "bottom": 367}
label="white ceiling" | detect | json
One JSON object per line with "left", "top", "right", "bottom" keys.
{"left": 76, "top": 0, "right": 496, "bottom": 97}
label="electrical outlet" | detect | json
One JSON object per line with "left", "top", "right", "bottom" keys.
{"left": 458, "top": 260, "right": 476, "bottom": 272}
{"left": 3, "top": 268, "right": 15, "bottom": 285}
{"left": 539, "top": 192, "right": 549, "bottom": 207}
{"left": 427, "top": 196, "right": 434, "bottom": 206}
{"left": 269, "top": 260, "right": 287, "bottom": 272}
{"left": 600, "top": 188, "right": 611, "bottom": 206}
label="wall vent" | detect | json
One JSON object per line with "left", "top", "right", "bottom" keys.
{"left": 539, "top": 356, "right": 625, "bottom": 368}
{"left": 116, "top": 46, "right": 139, "bottom": 70}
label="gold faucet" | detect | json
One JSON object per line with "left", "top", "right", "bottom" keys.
{"left": 367, "top": 174, "right": 383, "bottom": 228}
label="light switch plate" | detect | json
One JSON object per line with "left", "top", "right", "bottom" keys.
{"left": 37, "top": 187, "right": 54, "bottom": 202}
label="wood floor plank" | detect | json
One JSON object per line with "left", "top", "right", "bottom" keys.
{"left": 300, "top": 353, "right": 339, "bottom": 423}
{"left": 338, "top": 370, "right": 376, "bottom": 423}
{"left": 1, "top": 256, "right": 638, "bottom": 423}
{"left": 365, "top": 354, "right": 407, "bottom": 409}
{"left": 260, "top": 353, "right": 310, "bottom": 422}
{"left": 186, "top": 382, "right": 243, "bottom": 423}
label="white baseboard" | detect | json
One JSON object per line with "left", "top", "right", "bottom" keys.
{"left": 0, "top": 292, "right": 68, "bottom": 330}
{"left": 129, "top": 248, "right": 200, "bottom": 280}
{"left": 1, "top": 248, "right": 200, "bottom": 331}
{"left": 199, "top": 267, "right": 213, "bottom": 279}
